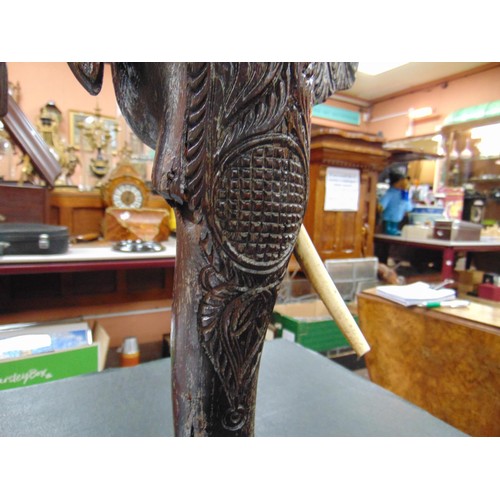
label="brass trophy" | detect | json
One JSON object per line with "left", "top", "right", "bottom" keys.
{"left": 77, "top": 104, "right": 118, "bottom": 187}
{"left": 36, "top": 102, "right": 79, "bottom": 187}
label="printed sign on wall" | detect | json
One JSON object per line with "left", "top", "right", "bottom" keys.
{"left": 324, "top": 167, "right": 360, "bottom": 211}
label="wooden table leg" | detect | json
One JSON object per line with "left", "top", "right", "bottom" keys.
{"left": 441, "top": 248, "right": 455, "bottom": 280}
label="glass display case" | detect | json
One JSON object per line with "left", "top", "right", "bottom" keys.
{"left": 382, "top": 104, "right": 500, "bottom": 226}
{"left": 440, "top": 107, "right": 500, "bottom": 225}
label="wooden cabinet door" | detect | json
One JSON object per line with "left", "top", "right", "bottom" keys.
{"left": 305, "top": 164, "right": 378, "bottom": 260}
{"left": 304, "top": 127, "right": 388, "bottom": 261}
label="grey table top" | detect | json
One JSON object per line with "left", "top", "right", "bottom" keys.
{"left": 0, "top": 339, "right": 466, "bottom": 437}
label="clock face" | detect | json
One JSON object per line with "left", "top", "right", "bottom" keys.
{"left": 112, "top": 183, "right": 145, "bottom": 209}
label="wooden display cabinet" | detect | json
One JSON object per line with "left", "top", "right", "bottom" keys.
{"left": 49, "top": 189, "right": 105, "bottom": 236}
{"left": 0, "top": 183, "right": 50, "bottom": 223}
{"left": 48, "top": 188, "right": 171, "bottom": 237}
{"left": 304, "top": 127, "right": 389, "bottom": 260}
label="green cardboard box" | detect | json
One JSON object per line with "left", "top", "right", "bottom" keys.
{"left": 0, "top": 322, "right": 109, "bottom": 391}
{"left": 272, "top": 300, "right": 357, "bottom": 353}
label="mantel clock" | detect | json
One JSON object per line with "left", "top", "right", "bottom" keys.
{"left": 101, "top": 164, "right": 149, "bottom": 209}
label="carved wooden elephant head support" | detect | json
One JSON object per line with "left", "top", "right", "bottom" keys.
{"left": 75, "top": 62, "right": 359, "bottom": 436}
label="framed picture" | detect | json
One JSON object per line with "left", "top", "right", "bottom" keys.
{"left": 69, "top": 110, "right": 119, "bottom": 152}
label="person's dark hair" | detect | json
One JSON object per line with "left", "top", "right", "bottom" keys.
{"left": 389, "top": 171, "right": 405, "bottom": 186}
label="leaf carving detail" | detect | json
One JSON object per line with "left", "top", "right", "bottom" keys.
{"left": 199, "top": 275, "right": 275, "bottom": 415}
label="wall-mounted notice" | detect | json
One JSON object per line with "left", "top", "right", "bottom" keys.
{"left": 324, "top": 167, "right": 360, "bottom": 211}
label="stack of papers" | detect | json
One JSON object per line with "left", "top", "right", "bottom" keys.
{"left": 376, "top": 281, "right": 456, "bottom": 307}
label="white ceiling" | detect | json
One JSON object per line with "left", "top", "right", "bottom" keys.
{"left": 341, "top": 62, "right": 491, "bottom": 103}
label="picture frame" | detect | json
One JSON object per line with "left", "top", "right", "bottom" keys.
{"left": 68, "top": 110, "right": 119, "bottom": 152}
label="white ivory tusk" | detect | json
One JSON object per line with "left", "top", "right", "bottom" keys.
{"left": 293, "top": 224, "right": 371, "bottom": 357}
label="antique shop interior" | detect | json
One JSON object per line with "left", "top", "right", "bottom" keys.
{"left": 0, "top": 62, "right": 499, "bottom": 438}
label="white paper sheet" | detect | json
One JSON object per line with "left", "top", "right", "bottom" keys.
{"left": 324, "top": 167, "right": 360, "bottom": 211}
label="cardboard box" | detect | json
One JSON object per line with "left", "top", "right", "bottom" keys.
{"left": 457, "top": 283, "right": 475, "bottom": 295}
{"left": 433, "top": 220, "right": 482, "bottom": 241}
{"left": 456, "top": 270, "right": 485, "bottom": 286}
{"left": 272, "top": 300, "right": 356, "bottom": 353}
{"left": 0, "top": 322, "right": 109, "bottom": 391}
{"left": 402, "top": 224, "right": 432, "bottom": 239}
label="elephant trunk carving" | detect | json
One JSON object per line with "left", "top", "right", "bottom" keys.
{"left": 68, "top": 62, "right": 358, "bottom": 436}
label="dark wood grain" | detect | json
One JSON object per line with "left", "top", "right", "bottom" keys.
{"left": 0, "top": 62, "right": 7, "bottom": 117}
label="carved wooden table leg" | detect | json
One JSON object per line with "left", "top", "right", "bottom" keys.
{"left": 171, "top": 214, "right": 281, "bottom": 435}
{"left": 168, "top": 64, "right": 312, "bottom": 435}
{"left": 67, "top": 62, "right": 358, "bottom": 436}
{"left": 165, "top": 63, "right": 361, "bottom": 436}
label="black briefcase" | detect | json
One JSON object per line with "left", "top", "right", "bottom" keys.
{"left": 0, "top": 223, "right": 69, "bottom": 256}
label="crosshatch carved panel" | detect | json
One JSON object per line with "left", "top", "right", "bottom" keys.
{"left": 213, "top": 141, "right": 307, "bottom": 272}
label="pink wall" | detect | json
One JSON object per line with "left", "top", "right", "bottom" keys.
{"left": 5, "top": 63, "right": 140, "bottom": 186}
{"left": 6, "top": 62, "right": 119, "bottom": 140}
{"left": 5, "top": 62, "right": 500, "bottom": 151}
{"left": 366, "top": 65, "right": 500, "bottom": 141}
